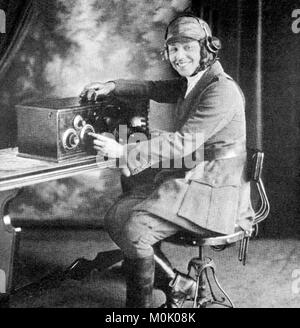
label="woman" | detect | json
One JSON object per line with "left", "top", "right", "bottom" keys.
{"left": 80, "top": 14, "right": 254, "bottom": 308}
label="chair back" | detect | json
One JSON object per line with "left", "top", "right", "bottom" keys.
{"left": 247, "top": 149, "right": 270, "bottom": 225}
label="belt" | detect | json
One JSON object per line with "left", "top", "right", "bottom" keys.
{"left": 204, "top": 143, "right": 246, "bottom": 161}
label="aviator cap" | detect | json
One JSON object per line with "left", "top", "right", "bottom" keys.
{"left": 165, "top": 16, "right": 212, "bottom": 45}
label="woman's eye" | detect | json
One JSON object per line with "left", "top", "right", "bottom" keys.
{"left": 168, "top": 48, "right": 177, "bottom": 54}
{"left": 184, "top": 45, "right": 192, "bottom": 51}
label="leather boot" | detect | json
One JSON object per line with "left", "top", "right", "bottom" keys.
{"left": 153, "top": 245, "right": 196, "bottom": 308}
{"left": 153, "top": 244, "right": 174, "bottom": 291}
{"left": 124, "top": 255, "right": 155, "bottom": 308}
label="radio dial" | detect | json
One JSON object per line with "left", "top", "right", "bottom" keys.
{"left": 73, "top": 115, "right": 86, "bottom": 129}
{"left": 62, "top": 129, "right": 80, "bottom": 150}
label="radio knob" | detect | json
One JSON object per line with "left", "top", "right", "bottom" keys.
{"left": 79, "top": 124, "right": 95, "bottom": 144}
{"left": 73, "top": 115, "right": 86, "bottom": 129}
{"left": 62, "top": 129, "right": 80, "bottom": 150}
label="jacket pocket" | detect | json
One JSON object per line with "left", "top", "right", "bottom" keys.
{"left": 177, "top": 180, "right": 239, "bottom": 235}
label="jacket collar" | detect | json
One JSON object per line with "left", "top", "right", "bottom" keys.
{"left": 185, "top": 61, "right": 225, "bottom": 100}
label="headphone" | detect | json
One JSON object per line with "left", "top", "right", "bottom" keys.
{"left": 164, "top": 13, "right": 221, "bottom": 60}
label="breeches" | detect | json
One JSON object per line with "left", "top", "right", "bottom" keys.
{"left": 104, "top": 195, "right": 180, "bottom": 259}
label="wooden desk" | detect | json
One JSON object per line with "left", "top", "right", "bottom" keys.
{"left": 0, "top": 148, "right": 116, "bottom": 305}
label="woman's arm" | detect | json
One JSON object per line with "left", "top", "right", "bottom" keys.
{"left": 113, "top": 79, "right": 183, "bottom": 103}
{"left": 80, "top": 79, "right": 183, "bottom": 104}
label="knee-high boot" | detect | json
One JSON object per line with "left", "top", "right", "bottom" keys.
{"left": 124, "top": 255, "right": 155, "bottom": 308}
{"left": 153, "top": 243, "right": 174, "bottom": 290}
{"left": 153, "top": 245, "right": 196, "bottom": 308}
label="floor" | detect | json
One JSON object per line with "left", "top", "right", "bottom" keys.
{"left": 8, "top": 227, "right": 300, "bottom": 308}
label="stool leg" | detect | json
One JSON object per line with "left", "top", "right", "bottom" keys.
{"left": 193, "top": 270, "right": 207, "bottom": 308}
{"left": 208, "top": 268, "right": 235, "bottom": 308}
{"left": 188, "top": 246, "right": 208, "bottom": 308}
{"left": 197, "top": 247, "right": 207, "bottom": 308}
{"left": 188, "top": 252, "right": 235, "bottom": 308}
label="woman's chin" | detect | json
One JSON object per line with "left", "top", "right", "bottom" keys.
{"left": 174, "top": 67, "right": 194, "bottom": 77}
{"left": 176, "top": 70, "right": 191, "bottom": 77}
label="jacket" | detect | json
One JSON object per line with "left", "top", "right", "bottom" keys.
{"left": 113, "top": 61, "right": 254, "bottom": 235}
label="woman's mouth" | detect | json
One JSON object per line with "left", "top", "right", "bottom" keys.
{"left": 176, "top": 62, "right": 190, "bottom": 69}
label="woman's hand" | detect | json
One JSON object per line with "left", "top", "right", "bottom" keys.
{"left": 79, "top": 81, "right": 116, "bottom": 102}
{"left": 89, "top": 132, "right": 124, "bottom": 158}
{"left": 90, "top": 132, "right": 131, "bottom": 177}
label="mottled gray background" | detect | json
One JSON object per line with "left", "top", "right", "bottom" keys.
{"left": 0, "top": 0, "right": 299, "bottom": 236}
{"left": 2, "top": 0, "right": 190, "bottom": 226}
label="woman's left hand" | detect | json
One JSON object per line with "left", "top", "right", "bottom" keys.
{"left": 89, "top": 132, "right": 124, "bottom": 158}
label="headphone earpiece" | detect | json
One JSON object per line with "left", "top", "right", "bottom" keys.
{"left": 206, "top": 36, "right": 222, "bottom": 54}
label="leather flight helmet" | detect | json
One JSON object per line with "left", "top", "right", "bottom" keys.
{"left": 165, "top": 13, "right": 221, "bottom": 55}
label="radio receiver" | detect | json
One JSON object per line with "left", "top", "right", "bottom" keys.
{"left": 16, "top": 96, "right": 149, "bottom": 162}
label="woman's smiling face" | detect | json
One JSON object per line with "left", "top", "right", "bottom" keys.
{"left": 167, "top": 40, "right": 201, "bottom": 77}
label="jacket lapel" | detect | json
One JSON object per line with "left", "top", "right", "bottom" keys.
{"left": 175, "top": 61, "right": 225, "bottom": 130}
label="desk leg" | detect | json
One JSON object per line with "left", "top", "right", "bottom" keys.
{"left": 0, "top": 189, "right": 21, "bottom": 308}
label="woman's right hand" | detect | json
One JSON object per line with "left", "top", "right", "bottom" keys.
{"left": 79, "top": 81, "right": 116, "bottom": 102}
